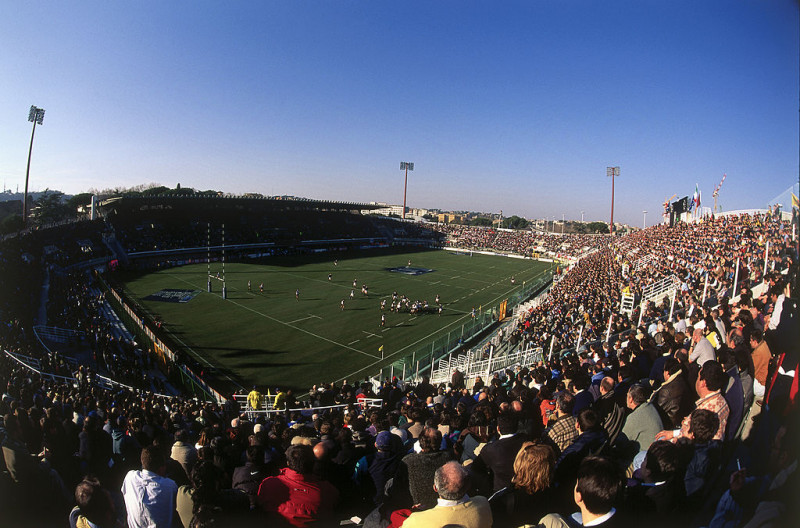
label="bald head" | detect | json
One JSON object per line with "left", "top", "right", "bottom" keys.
{"left": 434, "top": 461, "right": 470, "bottom": 500}
{"left": 599, "top": 377, "right": 615, "bottom": 395}
{"left": 313, "top": 440, "right": 331, "bottom": 460}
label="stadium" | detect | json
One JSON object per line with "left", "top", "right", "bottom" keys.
{"left": 1, "top": 3, "right": 799, "bottom": 528}
{"left": 1, "top": 185, "right": 798, "bottom": 527}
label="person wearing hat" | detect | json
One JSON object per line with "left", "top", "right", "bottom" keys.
{"left": 362, "top": 431, "right": 404, "bottom": 506}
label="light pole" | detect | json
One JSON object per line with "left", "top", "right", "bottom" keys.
{"left": 642, "top": 210, "right": 647, "bottom": 229}
{"left": 606, "top": 166, "right": 620, "bottom": 236}
{"left": 24, "top": 105, "right": 46, "bottom": 225}
{"left": 400, "top": 161, "right": 414, "bottom": 219}
{"left": 581, "top": 210, "right": 584, "bottom": 222}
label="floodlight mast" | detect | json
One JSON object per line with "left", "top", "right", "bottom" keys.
{"left": 24, "top": 105, "right": 45, "bottom": 225}
{"left": 400, "top": 161, "right": 414, "bottom": 219}
{"left": 606, "top": 166, "right": 620, "bottom": 236}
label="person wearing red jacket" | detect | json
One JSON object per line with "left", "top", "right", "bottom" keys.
{"left": 257, "top": 444, "right": 339, "bottom": 527}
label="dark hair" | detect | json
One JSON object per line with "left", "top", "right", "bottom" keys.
{"left": 627, "top": 384, "right": 649, "bottom": 406}
{"left": 689, "top": 409, "right": 719, "bottom": 444}
{"left": 664, "top": 357, "right": 682, "bottom": 376}
{"left": 285, "top": 444, "right": 315, "bottom": 474}
{"left": 575, "top": 456, "right": 623, "bottom": 515}
{"left": 572, "top": 372, "right": 590, "bottom": 391}
{"left": 497, "top": 413, "right": 519, "bottom": 435}
{"left": 175, "top": 428, "right": 189, "bottom": 443}
{"left": 644, "top": 441, "right": 679, "bottom": 481}
{"left": 74, "top": 478, "right": 113, "bottom": 524}
{"left": 419, "top": 426, "right": 442, "bottom": 452}
{"left": 699, "top": 361, "right": 727, "bottom": 392}
{"left": 556, "top": 391, "right": 575, "bottom": 415}
{"left": 141, "top": 445, "right": 165, "bottom": 472}
{"left": 190, "top": 460, "right": 223, "bottom": 514}
{"left": 577, "top": 408, "right": 600, "bottom": 433}
{"left": 246, "top": 444, "right": 264, "bottom": 464}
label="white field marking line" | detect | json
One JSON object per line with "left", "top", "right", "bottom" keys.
{"left": 278, "top": 270, "right": 365, "bottom": 291}
{"left": 287, "top": 315, "right": 316, "bottom": 324}
{"left": 348, "top": 339, "right": 361, "bottom": 345}
{"left": 308, "top": 314, "right": 322, "bottom": 320}
{"left": 165, "top": 272, "right": 379, "bottom": 359}
{"left": 335, "top": 266, "right": 552, "bottom": 382}
{"left": 362, "top": 331, "right": 381, "bottom": 339}
{"left": 226, "top": 299, "right": 380, "bottom": 358}
{"left": 129, "top": 278, "right": 243, "bottom": 389}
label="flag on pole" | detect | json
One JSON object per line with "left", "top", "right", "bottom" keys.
{"left": 692, "top": 184, "right": 701, "bottom": 210}
{"left": 379, "top": 344, "right": 384, "bottom": 358}
{"left": 792, "top": 192, "right": 799, "bottom": 210}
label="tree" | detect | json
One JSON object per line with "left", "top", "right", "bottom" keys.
{"left": 140, "top": 186, "right": 170, "bottom": 196}
{"left": 469, "top": 217, "right": 493, "bottom": 227}
{"left": 502, "top": 215, "right": 529, "bottom": 230}
{"left": 31, "top": 190, "right": 72, "bottom": 225}
{"left": 0, "top": 214, "right": 24, "bottom": 235}
{"left": 586, "top": 221, "right": 609, "bottom": 234}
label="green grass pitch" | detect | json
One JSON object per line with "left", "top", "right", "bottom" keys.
{"left": 116, "top": 249, "right": 553, "bottom": 392}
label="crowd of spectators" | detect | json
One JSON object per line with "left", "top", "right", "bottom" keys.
{"left": 1, "top": 206, "right": 798, "bottom": 527}
{"left": 431, "top": 223, "right": 605, "bottom": 260}
{"left": 3, "top": 272, "right": 797, "bottom": 526}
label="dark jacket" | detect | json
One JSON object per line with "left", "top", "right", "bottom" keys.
{"left": 473, "top": 433, "right": 531, "bottom": 493}
{"left": 395, "top": 450, "right": 452, "bottom": 509}
{"left": 651, "top": 372, "right": 693, "bottom": 429}
{"left": 556, "top": 428, "right": 608, "bottom": 486}
{"left": 232, "top": 461, "right": 269, "bottom": 508}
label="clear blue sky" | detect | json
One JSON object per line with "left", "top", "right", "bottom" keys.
{"left": 1, "top": 1, "right": 797, "bottom": 227}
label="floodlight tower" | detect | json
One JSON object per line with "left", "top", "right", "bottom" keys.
{"left": 24, "top": 105, "right": 46, "bottom": 225}
{"left": 606, "top": 166, "right": 620, "bottom": 236}
{"left": 400, "top": 162, "right": 414, "bottom": 219}
{"left": 642, "top": 210, "right": 647, "bottom": 229}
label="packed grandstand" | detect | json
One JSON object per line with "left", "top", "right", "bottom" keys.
{"left": 0, "top": 193, "right": 797, "bottom": 527}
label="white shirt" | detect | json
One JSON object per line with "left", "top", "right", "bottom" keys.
{"left": 121, "top": 469, "right": 178, "bottom": 528}
{"left": 572, "top": 507, "right": 617, "bottom": 526}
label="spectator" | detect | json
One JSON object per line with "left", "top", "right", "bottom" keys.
{"left": 231, "top": 444, "right": 270, "bottom": 509}
{"left": 619, "top": 384, "right": 663, "bottom": 455}
{"left": 656, "top": 360, "right": 729, "bottom": 443}
{"left": 540, "top": 456, "right": 626, "bottom": 527}
{"left": 473, "top": 413, "right": 530, "bottom": 494}
{"left": 544, "top": 391, "right": 578, "bottom": 455}
{"left": 121, "top": 445, "right": 179, "bottom": 528}
{"left": 402, "top": 461, "right": 492, "bottom": 528}
{"left": 650, "top": 357, "right": 693, "bottom": 429}
{"left": 72, "top": 477, "right": 122, "bottom": 528}
{"left": 257, "top": 444, "right": 339, "bottom": 527}
{"left": 489, "top": 440, "right": 556, "bottom": 527}
{"left": 393, "top": 426, "right": 452, "bottom": 510}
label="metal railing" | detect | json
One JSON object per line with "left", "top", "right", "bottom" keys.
{"left": 370, "top": 272, "right": 553, "bottom": 383}
{"left": 233, "top": 394, "right": 382, "bottom": 419}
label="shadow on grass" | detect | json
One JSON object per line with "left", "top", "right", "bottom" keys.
{"left": 235, "top": 361, "right": 307, "bottom": 369}
{"left": 196, "top": 347, "right": 288, "bottom": 358}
